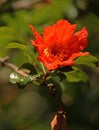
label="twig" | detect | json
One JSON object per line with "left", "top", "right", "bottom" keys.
{"left": 11, "top": 0, "right": 49, "bottom": 9}
{"left": 0, "top": 56, "right": 28, "bottom": 77}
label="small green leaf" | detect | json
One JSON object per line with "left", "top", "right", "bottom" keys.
{"left": 65, "top": 67, "right": 89, "bottom": 83}
{"left": 9, "top": 72, "right": 20, "bottom": 84}
{"left": 9, "top": 72, "right": 30, "bottom": 86}
{"left": 50, "top": 70, "right": 66, "bottom": 81}
{"left": 19, "top": 63, "right": 37, "bottom": 75}
{"left": 75, "top": 55, "right": 98, "bottom": 68}
{"left": 9, "top": 72, "right": 42, "bottom": 88}
{"left": 5, "top": 42, "right": 28, "bottom": 52}
{"left": 57, "top": 72, "right": 66, "bottom": 81}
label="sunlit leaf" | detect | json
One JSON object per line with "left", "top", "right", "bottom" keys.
{"left": 9, "top": 72, "right": 30, "bottom": 85}
{"left": 0, "top": 26, "right": 15, "bottom": 35}
{"left": 0, "top": 26, "right": 16, "bottom": 56}
{"left": 65, "top": 67, "right": 89, "bottom": 83}
{"left": 5, "top": 42, "right": 28, "bottom": 52}
{"left": 0, "top": 36, "right": 16, "bottom": 57}
{"left": 9, "top": 72, "right": 42, "bottom": 88}
{"left": 75, "top": 55, "right": 98, "bottom": 68}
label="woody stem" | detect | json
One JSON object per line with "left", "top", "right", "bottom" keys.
{"left": 47, "top": 83, "right": 64, "bottom": 111}
{"left": 0, "top": 56, "right": 28, "bottom": 77}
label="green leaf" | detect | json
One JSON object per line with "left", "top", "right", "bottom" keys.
{"left": 9, "top": 72, "right": 30, "bottom": 87}
{"left": 5, "top": 42, "right": 28, "bottom": 52}
{"left": 9, "top": 72, "right": 42, "bottom": 88}
{"left": 0, "top": 26, "right": 15, "bottom": 36}
{"left": 50, "top": 70, "right": 66, "bottom": 81}
{"left": 0, "top": 37, "right": 16, "bottom": 57}
{"left": 75, "top": 55, "right": 98, "bottom": 68}
{"left": 65, "top": 67, "right": 89, "bottom": 83}
{"left": 0, "top": 26, "right": 17, "bottom": 56}
{"left": 19, "top": 63, "right": 37, "bottom": 75}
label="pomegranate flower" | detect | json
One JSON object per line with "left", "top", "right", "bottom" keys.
{"left": 29, "top": 19, "right": 89, "bottom": 71}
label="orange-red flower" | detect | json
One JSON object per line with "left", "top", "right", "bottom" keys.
{"left": 29, "top": 19, "right": 89, "bottom": 70}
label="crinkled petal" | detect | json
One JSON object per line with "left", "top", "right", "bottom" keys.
{"left": 55, "top": 20, "right": 77, "bottom": 42}
{"left": 69, "top": 52, "right": 89, "bottom": 61}
{"left": 43, "top": 20, "right": 77, "bottom": 43}
{"left": 29, "top": 24, "right": 43, "bottom": 45}
{"left": 38, "top": 56, "right": 58, "bottom": 70}
{"left": 70, "top": 27, "right": 88, "bottom": 53}
{"left": 43, "top": 24, "right": 56, "bottom": 41}
{"left": 74, "top": 27, "right": 88, "bottom": 50}
{"left": 38, "top": 55, "right": 74, "bottom": 70}
{"left": 38, "top": 51, "right": 89, "bottom": 70}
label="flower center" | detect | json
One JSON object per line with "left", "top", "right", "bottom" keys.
{"left": 44, "top": 45, "right": 69, "bottom": 61}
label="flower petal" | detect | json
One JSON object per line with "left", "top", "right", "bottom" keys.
{"left": 74, "top": 27, "right": 88, "bottom": 50}
{"left": 55, "top": 20, "right": 77, "bottom": 42}
{"left": 43, "top": 24, "right": 56, "bottom": 41}
{"left": 70, "top": 27, "right": 88, "bottom": 53}
{"left": 29, "top": 24, "right": 43, "bottom": 45}
{"left": 43, "top": 20, "right": 77, "bottom": 43}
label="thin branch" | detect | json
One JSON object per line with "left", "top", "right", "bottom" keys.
{"left": 12, "top": 0, "right": 51, "bottom": 10}
{"left": 0, "top": 56, "right": 28, "bottom": 77}
{"left": 12, "top": 0, "right": 42, "bottom": 9}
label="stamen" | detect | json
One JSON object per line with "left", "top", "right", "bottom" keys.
{"left": 44, "top": 48, "right": 49, "bottom": 57}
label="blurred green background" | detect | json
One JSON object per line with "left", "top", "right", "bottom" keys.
{"left": 0, "top": 0, "right": 99, "bottom": 130}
